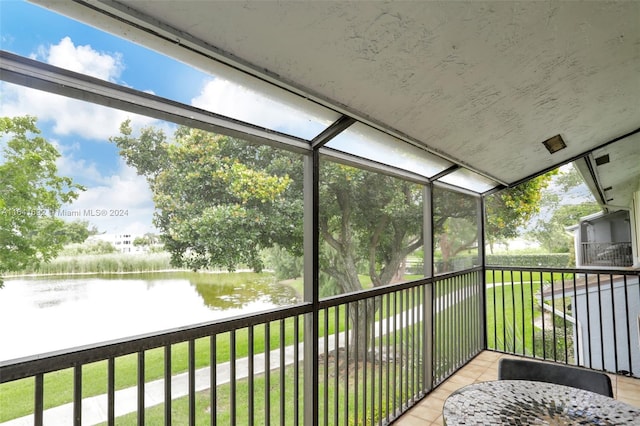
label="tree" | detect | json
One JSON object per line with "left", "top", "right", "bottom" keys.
{"left": 318, "top": 162, "right": 425, "bottom": 357}
{"left": 528, "top": 164, "right": 599, "bottom": 254}
{"left": 432, "top": 187, "right": 478, "bottom": 271}
{"left": 59, "top": 220, "right": 95, "bottom": 243}
{"left": 133, "top": 233, "right": 159, "bottom": 247}
{"left": 319, "top": 163, "right": 423, "bottom": 292}
{"left": 0, "top": 116, "right": 84, "bottom": 285}
{"left": 111, "top": 120, "right": 302, "bottom": 272}
{"left": 530, "top": 203, "right": 600, "bottom": 253}
{"left": 484, "top": 173, "right": 557, "bottom": 253}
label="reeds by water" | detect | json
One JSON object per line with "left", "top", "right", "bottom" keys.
{"left": 13, "top": 252, "right": 176, "bottom": 276}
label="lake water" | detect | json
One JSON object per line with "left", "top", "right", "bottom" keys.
{"left": 0, "top": 272, "right": 298, "bottom": 361}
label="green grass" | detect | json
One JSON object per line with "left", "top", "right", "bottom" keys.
{"left": 485, "top": 282, "right": 542, "bottom": 355}
{"left": 485, "top": 269, "right": 574, "bottom": 285}
{"left": 0, "top": 318, "right": 305, "bottom": 422}
{"left": 95, "top": 364, "right": 305, "bottom": 426}
{"left": 94, "top": 355, "right": 408, "bottom": 426}
{"left": 285, "top": 273, "right": 425, "bottom": 299}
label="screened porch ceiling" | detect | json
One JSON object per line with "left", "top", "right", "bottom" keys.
{"left": 28, "top": 0, "right": 640, "bottom": 201}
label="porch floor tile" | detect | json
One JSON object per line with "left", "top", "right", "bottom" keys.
{"left": 393, "top": 350, "right": 640, "bottom": 426}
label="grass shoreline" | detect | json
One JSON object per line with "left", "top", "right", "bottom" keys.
{"left": 2, "top": 251, "right": 262, "bottom": 280}
{"left": 3, "top": 268, "right": 259, "bottom": 280}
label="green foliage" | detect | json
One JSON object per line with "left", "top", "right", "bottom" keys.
{"left": 111, "top": 121, "right": 303, "bottom": 272}
{"left": 0, "top": 116, "right": 84, "bottom": 284}
{"left": 11, "top": 252, "right": 171, "bottom": 275}
{"left": 526, "top": 164, "right": 599, "bottom": 253}
{"left": 133, "top": 232, "right": 159, "bottom": 247}
{"left": 486, "top": 253, "right": 571, "bottom": 268}
{"left": 111, "top": 120, "right": 553, "bottom": 297}
{"left": 433, "top": 187, "right": 478, "bottom": 271}
{"left": 319, "top": 162, "right": 424, "bottom": 293}
{"left": 529, "top": 203, "right": 600, "bottom": 253}
{"left": 58, "top": 219, "right": 95, "bottom": 243}
{"left": 262, "top": 245, "right": 303, "bottom": 280}
{"left": 485, "top": 172, "right": 556, "bottom": 249}
{"left": 61, "top": 240, "right": 117, "bottom": 256}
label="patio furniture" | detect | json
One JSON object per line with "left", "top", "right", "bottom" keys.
{"left": 498, "top": 358, "right": 613, "bottom": 397}
{"left": 442, "top": 380, "right": 640, "bottom": 425}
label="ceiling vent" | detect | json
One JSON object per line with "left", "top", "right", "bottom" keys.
{"left": 542, "top": 134, "right": 566, "bottom": 154}
{"left": 595, "top": 154, "right": 610, "bottom": 166}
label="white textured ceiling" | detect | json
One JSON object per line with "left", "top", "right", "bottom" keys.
{"left": 35, "top": 0, "right": 640, "bottom": 191}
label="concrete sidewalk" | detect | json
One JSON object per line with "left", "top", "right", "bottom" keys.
{"left": 1, "top": 341, "right": 306, "bottom": 426}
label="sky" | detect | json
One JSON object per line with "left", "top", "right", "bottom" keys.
{"left": 0, "top": 0, "right": 335, "bottom": 235}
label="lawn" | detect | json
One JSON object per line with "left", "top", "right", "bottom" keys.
{"left": 486, "top": 281, "right": 543, "bottom": 355}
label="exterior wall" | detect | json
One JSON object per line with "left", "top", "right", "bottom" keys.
{"left": 632, "top": 190, "right": 640, "bottom": 267}
{"left": 572, "top": 277, "right": 640, "bottom": 377}
{"left": 590, "top": 210, "right": 630, "bottom": 243}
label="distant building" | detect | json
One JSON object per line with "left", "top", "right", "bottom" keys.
{"left": 567, "top": 210, "right": 633, "bottom": 269}
{"left": 86, "top": 233, "right": 146, "bottom": 253}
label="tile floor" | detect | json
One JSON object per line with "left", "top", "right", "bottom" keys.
{"left": 394, "top": 350, "right": 640, "bottom": 425}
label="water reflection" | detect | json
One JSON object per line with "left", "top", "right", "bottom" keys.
{"left": 0, "top": 272, "right": 297, "bottom": 361}
{"left": 191, "top": 273, "right": 297, "bottom": 309}
{"left": 33, "top": 280, "right": 89, "bottom": 309}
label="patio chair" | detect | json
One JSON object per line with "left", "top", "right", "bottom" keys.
{"left": 498, "top": 358, "right": 613, "bottom": 397}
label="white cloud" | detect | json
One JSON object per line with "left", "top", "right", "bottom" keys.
{"left": 38, "top": 36, "right": 124, "bottom": 82}
{"left": 53, "top": 140, "right": 107, "bottom": 185}
{"left": 1, "top": 80, "right": 154, "bottom": 141}
{"left": 1, "top": 37, "right": 156, "bottom": 140}
{"left": 59, "top": 159, "right": 156, "bottom": 235}
{"left": 191, "top": 77, "right": 331, "bottom": 139}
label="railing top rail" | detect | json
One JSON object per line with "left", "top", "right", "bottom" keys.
{"left": 580, "top": 241, "right": 632, "bottom": 245}
{"left": 486, "top": 266, "right": 639, "bottom": 276}
{"left": 0, "top": 303, "right": 311, "bottom": 383}
{"left": 318, "top": 267, "right": 482, "bottom": 308}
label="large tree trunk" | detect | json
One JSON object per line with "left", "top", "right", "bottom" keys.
{"left": 393, "top": 258, "right": 407, "bottom": 283}
{"left": 347, "top": 298, "right": 377, "bottom": 365}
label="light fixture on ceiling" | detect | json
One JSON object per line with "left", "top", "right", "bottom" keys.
{"left": 542, "top": 134, "right": 566, "bottom": 154}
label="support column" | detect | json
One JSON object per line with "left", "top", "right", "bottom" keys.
{"left": 423, "top": 184, "right": 434, "bottom": 392}
{"left": 303, "top": 152, "right": 319, "bottom": 426}
{"left": 478, "top": 196, "right": 487, "bottom": 350}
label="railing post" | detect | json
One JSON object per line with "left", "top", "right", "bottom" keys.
{"left": 303, "top": 151, "right": 319, "bottom": 426}
{"left": 423, "top": 184, "right": 434, "bottom": 392}
{"left": 479, "top": 196, "right": 487, "bottom": 350}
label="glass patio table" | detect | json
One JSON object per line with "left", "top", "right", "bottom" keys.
{"left": 443, "top": 380, "right": 640, "bottom": 425}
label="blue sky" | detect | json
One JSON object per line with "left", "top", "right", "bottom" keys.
{"left": 1, "top": 1, "right": 210, "bottom": 103}
{"left": 0, "top": 1, "right": 216, "bottom": 234}
{"left": 0, "top": 0, "right": 336, "bottom": 234}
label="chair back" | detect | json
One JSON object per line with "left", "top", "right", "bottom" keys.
{"left": 498, "top": 358, "right": 613, "bottom": 397}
